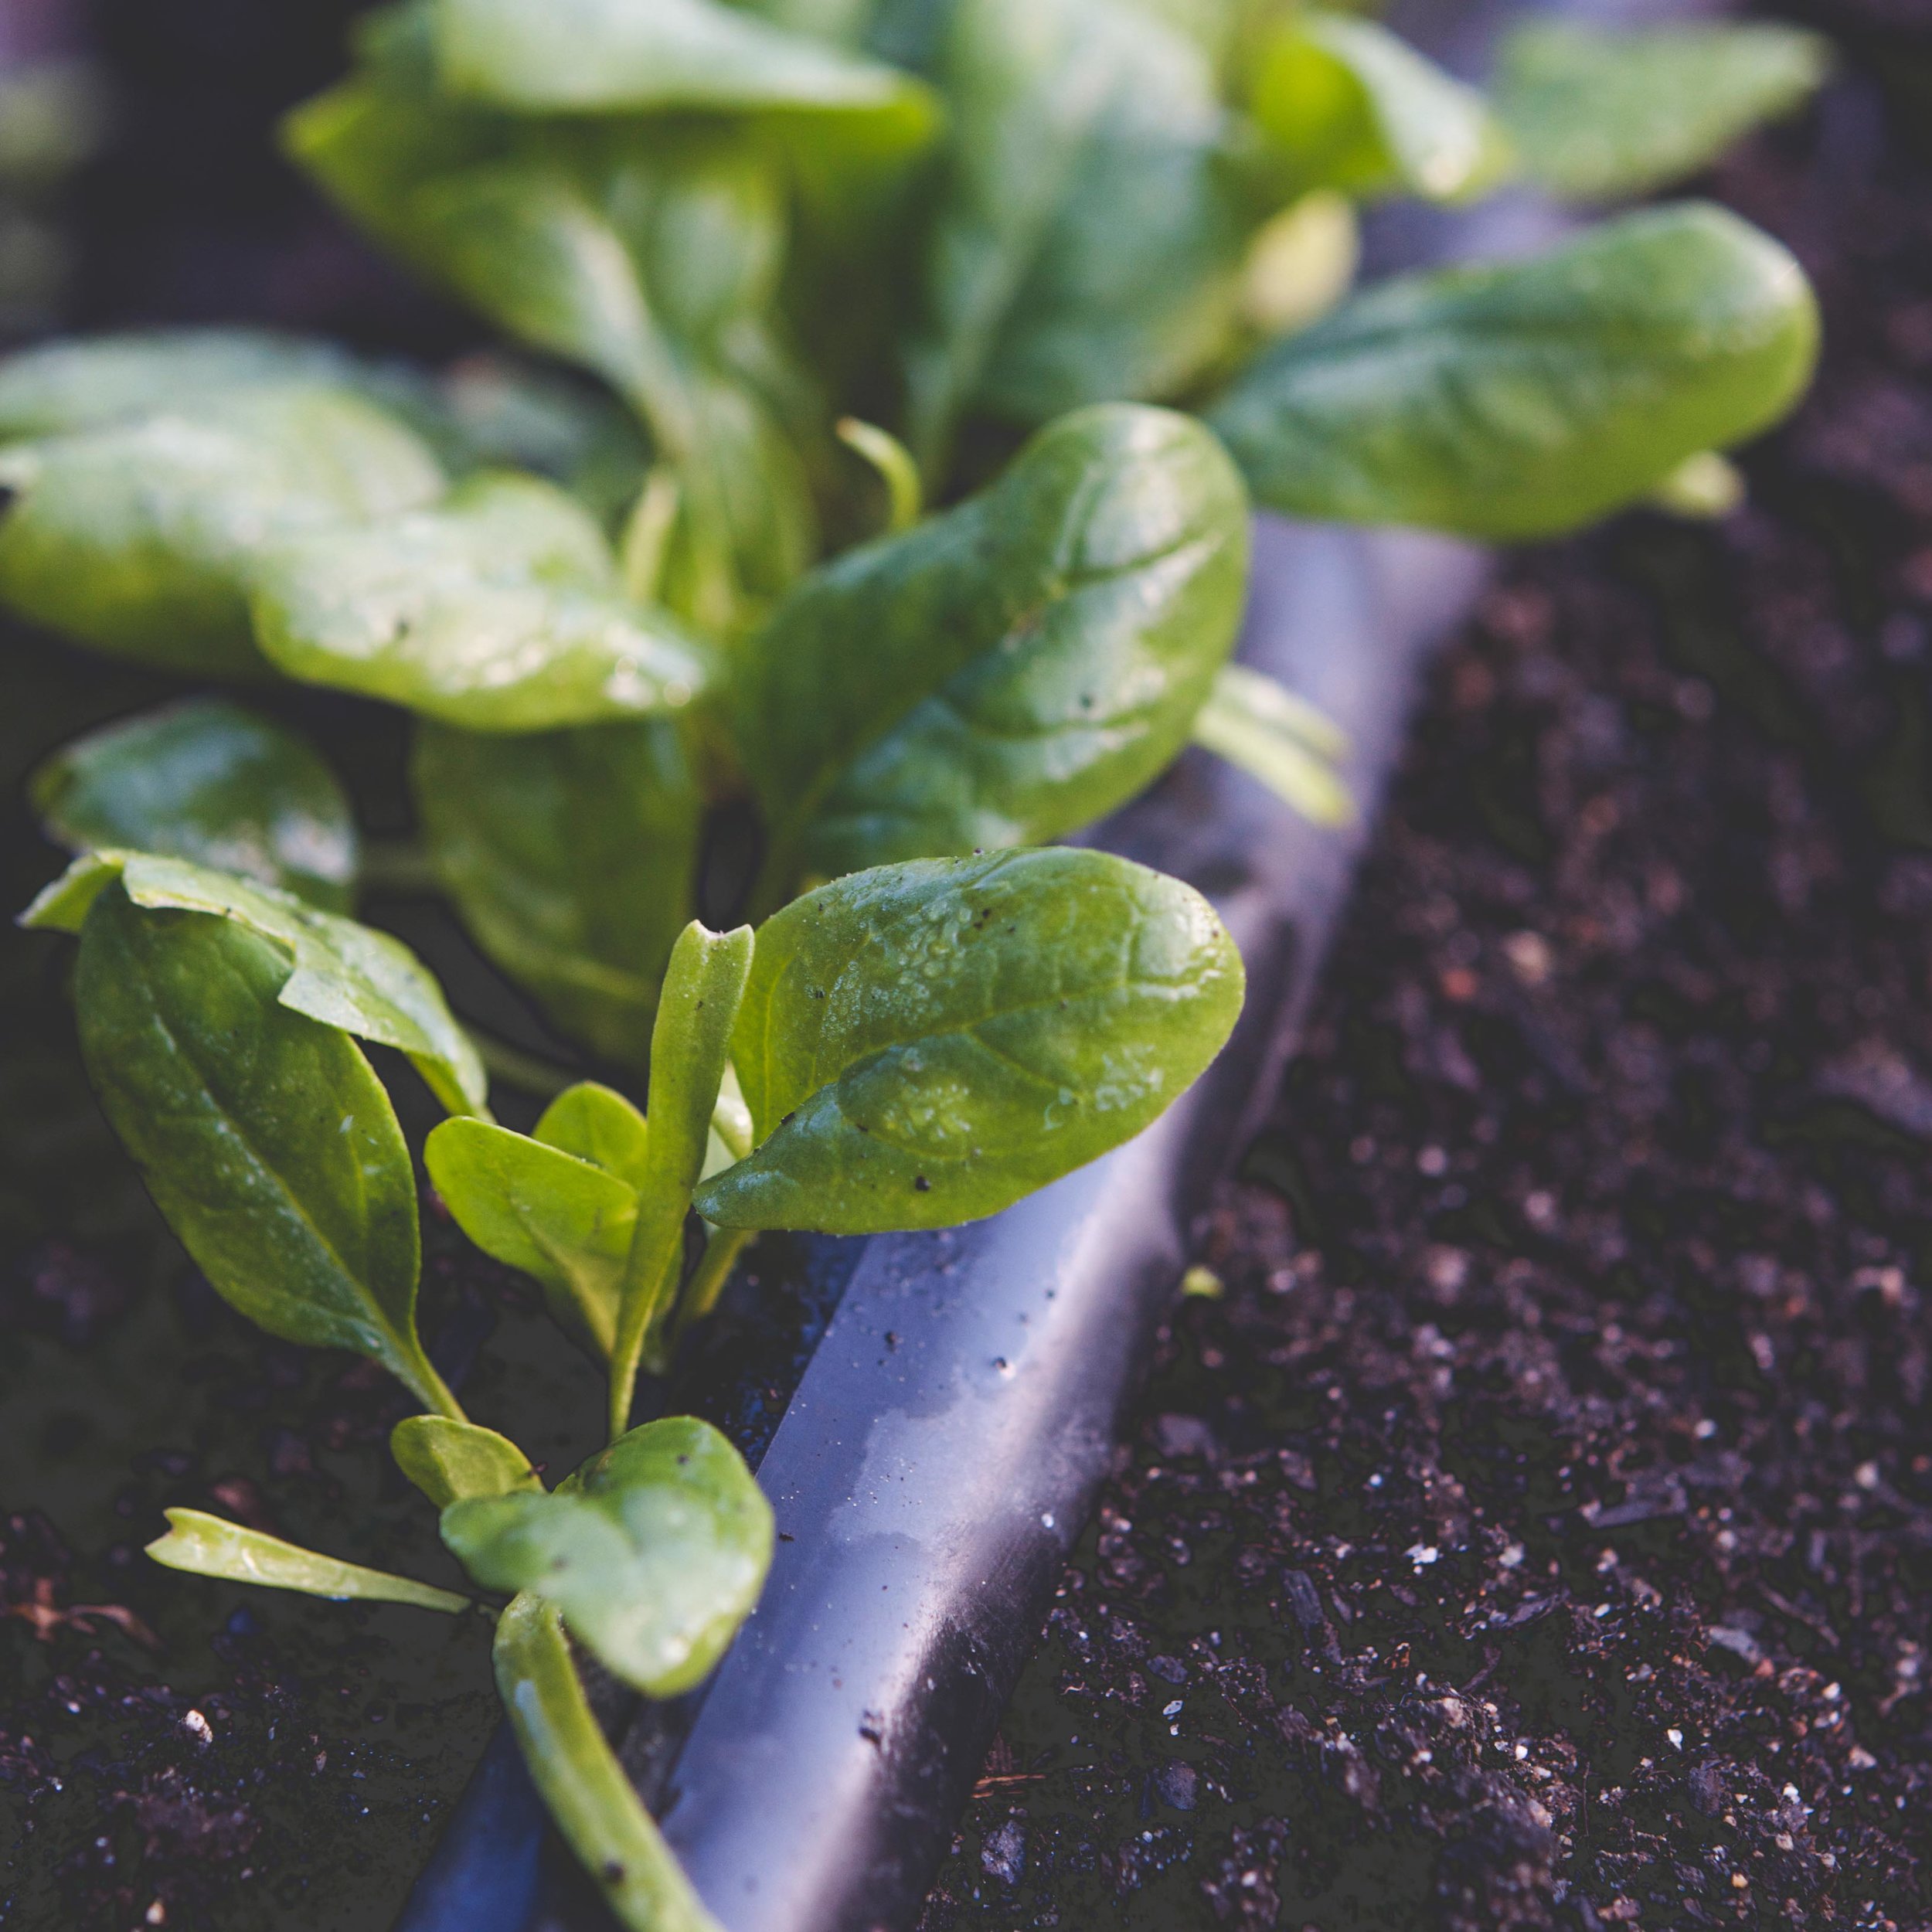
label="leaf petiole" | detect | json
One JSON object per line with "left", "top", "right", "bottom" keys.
{"left": 835, "top": 417, "right": 923, "bottom": 534}
{"left": 494, "top": 1594, "right": 724, "bottom": 1932}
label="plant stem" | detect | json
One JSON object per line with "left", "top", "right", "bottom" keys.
{"left": 406, "top": 1346, "right": 470, "bottom": 1427}
{"left": 494, "top": 1594, "right": 723, "bottom": 1932}
{"left": 835, "top": 417, "right": 923, "bottom": 533}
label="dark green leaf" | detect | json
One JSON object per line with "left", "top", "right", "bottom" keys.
{"left": 694, "top": 849, "right": 1245, "bottom": 1233}
{"left": 392, "top": 1416, "right": 545, "bottom": 1505}
{"left": 425, "top": 1117, "right": 637, "bottom": 1356}
{"left": 284, "top": 84, "right": 820, "bottom": 634}
{"left": 26, "top": 849, "right": 488, "bottom": 1116}
{"left": 412, "top": 720, "right": 702, "bottom": 1067}
{"left": 32, "top": 699, "right": 360, "bottom": 912}
{"left": 1496, "top": 19, "right": 1830, "bottom": 202}
{"left": 149, "top": 1509, "right": 470, "bottom": 1611}
{"left": 0, "top": 383, "right": 446, "bottom": 676}
{"left": 1206, "top": 202, "right": 1819, "bottom": 539}
{"left": 1247, "top": 11, "right": 1512, "bottom": 204}
{"left": 904, "top": 0, "right": 1255, "bottom": 464}
{"left": 733, "top": 403, "right": 1248, "bottom": 883}
{"left": 536, "top": 1081, "right": 651, "bottom": 1190}
{"left": 445, "top": 1417, "right": 773, "bottom": 1696}
{"left": 493, "top": 1594, "right": 724, "bottom": 1932}
{"left": 71, "top": 884, "right": 457, "bottom": 1412}
{"left": 249, "top": 471, "right": 715, "bottom": 730}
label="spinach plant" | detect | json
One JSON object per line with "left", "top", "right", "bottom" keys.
{"left": 2, "top": 0, "right": 1831, "bottom": 1922}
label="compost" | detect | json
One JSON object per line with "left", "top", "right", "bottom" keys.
{"left": 2, "top": 2, "right": 1928, "bottom": 1930}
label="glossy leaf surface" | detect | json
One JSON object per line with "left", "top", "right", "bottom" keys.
{"left": 434, "top": 0, "right": 930, "bottom": 119}
{"left": 413, "top": 720, "right": 701, "bottom": 1066}
{"left": 0, "top": 384, "right": 445, "bottom": 676}
{"left": 149, "top": 1509, "right": 469, "bottom": 1613}
{"left": 32, "top": 699, "right": 360, "bottom": 912}
{"left": 427, "top": 1117, "right": 636, "bottom": 1356}
{"left": 536, "top": 1082, "right": 651, "bottom": 1192}
{"left": 27, "top": 849, "right": 488, "bottom": 1116}
{"left": 250, "top": 472, "right": 714, "bottom": 730}
{"left": 1249, "top": 11, "right": 1512, "bottom": 204}
{"left": 72, "top": 886, "right": 455, "bottom": 1412}
{"left": 694, "top": 849, "right": 1245, "bottom": 1234}
{"left": 392, "top": 1417, "right": 544, "bottom": 1506}
{"left": 1496, "top": 19, "right": 1829, "bottom": 202}
{"left": 285, "top": 80, "right": 819, "bottom": 635}
{"left": 733, "top": 404, "right": 1248, "bottom": 883}
{"left": 1206, "top": 202, "right": 1819, "bottom": 539}
{"left": 905, "top": 0, "right": 1253, "bottom": 461}
{"left": 445, "top": 1417, "right": 773, "bottom": 1696}
{"left": 495, "top": 1595, "right": 724, "bottom": 1932}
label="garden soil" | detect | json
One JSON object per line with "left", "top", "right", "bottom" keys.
{"left": 2, "top": 2, "right": 1930, "bottom": 1929}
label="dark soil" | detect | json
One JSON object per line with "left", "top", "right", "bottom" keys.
{"left": 5, "top": 2, "right": 1931, "bottom": 1930}
{"left": 919, "top": 19, "right": 1932, "bottom": 1930}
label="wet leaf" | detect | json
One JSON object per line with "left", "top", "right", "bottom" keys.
{"left": 0, "top": 383, "right": 445, "bottom": 676}
{"left": 392, "top": 1417, "right": 545, "bottom": 1505}
{"left": 250, "top": 472, "right": 715, "bottom": 730}
{"left": 1206, "top": 202, "right": 1819, "bottom": 539}
{"left": 413, "top": 719, "right": 702, "bottom": 1067}
{"left": 733, "top": 403, "right": 1248, "bottom": 884}
{"left": 1496, "top": 19, "right": 1829, "bottom": 202}
{"left": 70, "top": 884, "right": 456, "bottom": 1411}
{"left": 26, "top": 848, "right": 488, "bottom": 1117}
{"left": 149, "top": 1509, "right": 470, "bottom": 1612}
{"left": 32, "top": 699, "right": 360, "bottom": 912}
{"left": 444, "top": 1416, "right": 773, "bottom": 1696}
{"left": 694, "top": 849, "right": 1245, "bottom": 1233}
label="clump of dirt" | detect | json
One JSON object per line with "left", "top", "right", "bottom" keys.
{"left": 920, "top": 19, "right": 1932, "bottom": 1932}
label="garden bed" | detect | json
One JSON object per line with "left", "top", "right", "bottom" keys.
{"left": 1, "top": 0, "right": 1925, "bottom": 1929}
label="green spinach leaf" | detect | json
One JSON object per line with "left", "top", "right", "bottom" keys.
{"left": 250, "top": 471, "right": 715, "bottom": 730}
{"left": 412, "top": 720, "right": 701, "bottom": 1066}
{"left": 432, "top": 0, "right": 929, "bottom": 118}
{"left": 693, "top": 849, "right": 1244, "bottom": 1233}
{"left": 1496, "top": 19, "right": 1829, "bottom": 203}
{"left": 610, "top": 919, "right": 753, "bottom": 1423}
{"left": 0, "top": 383, "right": 446, "bottom": 676}
{"left": 392, "top": 1416, "right": 546, "bottom": 1505}
{"left": 733, "top": 403, "right": 1248, "bottom": 886}
{"left": 149, "top": 1509, "right": 470, "bottom": 1612}
{"left": 444, "top": 1416, "right": 773, "bottom": 1696}
{"left": 904, "top": 0, "right": 1257, "bottom": 468}
{"left": 1247, "top": 11, "right": 1512, "bottom": 204}
{"left": 426, "top": 1117, "right": 638, "bottom": 1356}
{"left": 26, "top": 848, "right": 488, "bottom": 1117}
{"left": 536, "top": 1080, "right": 652, "bottom": 1190}
{"left": 31, "top": 699, "right": 360, "bottom": 912}
{"left": 70, "top": 884, "right": 458, "bottom": 1413}
{"left": 493, "top": 1594, "right": 725, "bottom": 1932}
{"left": 1206, "top": 201, "right": 1818, "bottom": 539}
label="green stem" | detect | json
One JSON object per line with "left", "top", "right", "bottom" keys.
{"left": 494, "top": 1594, "right": 723, "bottom": 1932}
{"left": 465, "top": 1029, "right": 580, "bottom": 1100}
{"left": 836, "top": 417, "right": 923, "bottom": 534}
{"left": 607, "top": 1228, "right": 683, "bottom": 1440}
{"left": 403, "top": 1345, "right": 469, "bottom": 1427}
